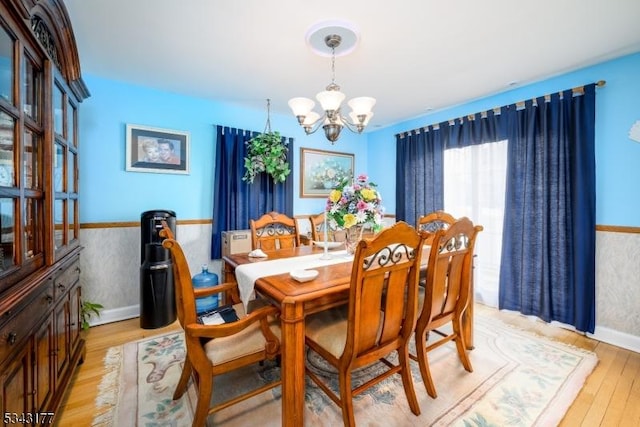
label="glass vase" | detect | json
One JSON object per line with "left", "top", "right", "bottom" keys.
{"left": 344, "top": 225, "right": 364, "bottom": 255}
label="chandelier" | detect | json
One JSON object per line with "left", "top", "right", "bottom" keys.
{"left": 288, "top": 33, "right": 375, "bottom": 144}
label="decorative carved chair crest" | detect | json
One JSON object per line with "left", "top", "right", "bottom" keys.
{"left": 363, "top": 243, "right": 416, "bottom": 270}
{"left": 418, "top": 219, "right": 451, "bottom": 234}
{"left": 255, "top": 223, "right": 296, "bottom": 237}
{"left": 439, "top": 233, "right": 471, "bottom": 254}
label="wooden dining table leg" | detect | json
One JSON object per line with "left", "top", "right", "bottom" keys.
{"left": 280, "top": 300, "right": 306, "bottom": 427}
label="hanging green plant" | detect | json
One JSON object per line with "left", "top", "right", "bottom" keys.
{"left": 243, "top": 99, "right": 291, "bottom": 184}
{"left": 243, "top": 131, "right": 290, "bottom": 184}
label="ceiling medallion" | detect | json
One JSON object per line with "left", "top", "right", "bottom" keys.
{"left": 289, "top": 21, "right": 375, "bottom": 144}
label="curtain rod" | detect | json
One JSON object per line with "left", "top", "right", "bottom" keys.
{"left": 397, "top": 80, "right": 606, "bottom": 138}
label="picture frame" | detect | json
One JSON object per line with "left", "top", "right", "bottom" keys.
{"left": 125, "top": 124, "right": 190, "bottom": 174}
{"left": 300, "top": 147, "right": 354, "bottom": 198}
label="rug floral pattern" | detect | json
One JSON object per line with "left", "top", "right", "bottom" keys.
{"left": 96, "top": 314, "right": 597, "bottom": 427}
{"left": 138, "top": 334, "right": 188, "bottom": 424}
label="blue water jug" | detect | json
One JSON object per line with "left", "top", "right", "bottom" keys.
{"left": 192, "top": 265, "right": 219, "bottom": 314}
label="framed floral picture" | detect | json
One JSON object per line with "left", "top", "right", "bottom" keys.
{"left": 300, "top": 147, "right": 354, "bottom": 198}
{"left": 125, "top": 124, "right": 190, "bottom": 174}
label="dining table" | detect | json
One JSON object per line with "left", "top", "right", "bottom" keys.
{"left": 222, "top": 244, "right": 475, "bottom": 427}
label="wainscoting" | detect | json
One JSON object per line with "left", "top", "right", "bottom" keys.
{"left": 79, "top": 221, "right": 221, "bottom": 326}
{"left": 78, "top": 221, "right": 640, "bottom": 352}
{"left": 592, "top": 227, "right": 640, "bottom": 351}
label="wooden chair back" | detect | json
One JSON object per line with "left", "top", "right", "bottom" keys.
{"left": 417, "top": 210, "right": 456, "bottom": 245}
{"left": 304, "top": 221, "right": 427, "bottom": 426}
{"left": 413, "top": 217, "right": 483, "bottom": 398}
{"left": 250, "top": 211, "right": 299, "bottom": 250}
{"left": 160, "top": 223, "right": 281, "bottom": 426}
{"left": 308, "top": 212, "right": 346, "bottom": 242}
{"left": 346, "top": 222, "right": 425, "bottom": 365}
{"left": 309, "top": 212, "right": 326, "bottom": 241}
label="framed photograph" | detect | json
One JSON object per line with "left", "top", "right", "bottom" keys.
{"left": 300, "top": 147, "right": 354, "bottom": 198}
{"left": 125, "top": 124, "right": 190, "bottom": 174}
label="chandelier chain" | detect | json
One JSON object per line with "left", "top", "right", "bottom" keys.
{"left": 331, "top": 46, "right": 336, "bottom": 86}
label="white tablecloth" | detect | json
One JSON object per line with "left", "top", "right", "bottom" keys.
{"left": 235, "top": 250, "right": 351, "bottom": 310}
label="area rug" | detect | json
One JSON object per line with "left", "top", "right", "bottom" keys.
{"left": 92, "top": 312, "right": 597, "bottom": 426}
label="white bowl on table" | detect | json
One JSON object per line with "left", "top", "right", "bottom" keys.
{"left": 290, "top": 269, "right": 319, "bottom": 283}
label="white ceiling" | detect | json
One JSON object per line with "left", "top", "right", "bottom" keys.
{"left": 63, "top": 0, "right": 640, "bottom": 129}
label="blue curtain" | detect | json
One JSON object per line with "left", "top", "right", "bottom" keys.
{"left": 396, "top": 84, "right": 596, "bottom": 333}
{"left": 396, "top": 110, "right": 505, "bottom": 225}
{"left": 210, "top": 125, "right": 294, "bottom": 259}
{"left": 500, "top": 85, "right": 596, "bottom": 333}
{"left": 395, "top": 127, "right": 444, "bottom": 226}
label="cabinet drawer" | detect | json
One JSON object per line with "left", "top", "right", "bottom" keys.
{"left": 0, "top": 281, "right": 54, "bottom": 363}
{"left": 54, "top": 258, "right": 80, "bottom": 301}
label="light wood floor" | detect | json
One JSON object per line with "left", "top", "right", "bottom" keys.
{"left": 55, "top": 304, "right": 640, "bottom": 426}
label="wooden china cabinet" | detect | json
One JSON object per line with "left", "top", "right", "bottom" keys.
{"left": 0, "top": 0, "right": 89, "bottom": 424}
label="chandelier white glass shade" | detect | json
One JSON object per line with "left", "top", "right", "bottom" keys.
{"left": 288, "top": 34, "right": 375, "bottom": 144}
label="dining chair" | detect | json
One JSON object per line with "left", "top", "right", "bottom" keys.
{"left": 304, "top": 221, "right": 428, "bottom": 427}
{"left": 416, "top": 210, "right": 456, "bottom": 245}
{"left": 160, "top": 223, "right": 282, "bottom": 427}
{"left": 411, "top": 217, "right": 482, "bottom": 398}
{"left": 250, "top": 211, "right": 300, "bottom": 250}
{"left": 416, "top": 211, "right": 457, "bottom": 286}
{"left": 308, "top": 212, "right": 346, "bottom": 242}
{"left": 309, "top": 212, "right": 327, "bottom": 241}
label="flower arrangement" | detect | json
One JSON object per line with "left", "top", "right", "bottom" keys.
{"left": 309, "top": 158, "right": 352, "bottom": 189}
{"left": 326, "top": 174, "right": 384, "bottom": 231}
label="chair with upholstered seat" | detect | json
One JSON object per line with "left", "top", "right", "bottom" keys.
{"left": 250, "top": 211, "right": 299, "bottom": 250}
{"left": 160, "top": 223, "right": 281, "bottom": 427}
{"left": 304, "top": 221, "right": 428, "bottom": 427}
{"left": 411, "top": 217, "right": 482, "bottom": 399}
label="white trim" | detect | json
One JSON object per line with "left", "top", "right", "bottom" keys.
{"left": 89, "top": 305, "right": 139, "bottom": 327}
{"left": 550, "top": 319, "right": 640, "bottom": 353}
{"left": 589, "top": 326, "right": 640, "bottom": 354}
{"left": 506, "top": 309, "right": 640, "bottom": 354}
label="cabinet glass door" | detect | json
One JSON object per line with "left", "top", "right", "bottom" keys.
{"left": 23, "top": 55, "right": 40, "bottom": 121}
{"left": 52, "top": 78, "right": 80, "bottom": 257}
{"left": 0, "top": 112, "right": 14, "bottom": 187}
{"left": 0, "top": 27, "right": 13, "bottom": 102}
{"left": 0, "top": 198, "right": 15, "bottom": 271}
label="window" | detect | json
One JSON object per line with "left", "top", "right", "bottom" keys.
{"left": 444, "top": 140, "right": 508, "bottom": 307}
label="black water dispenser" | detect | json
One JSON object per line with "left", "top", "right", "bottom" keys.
{"left": 140, "top": 210, "right": 177, "bottom": 329}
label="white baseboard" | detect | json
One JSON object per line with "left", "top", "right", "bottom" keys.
{"left": 548, "top": 318, "right": 640, "bottom": 354}
{"left": 589, "top": 326, "right": 640, "bottom": 354}
{"left": 89, "top": 305, "right": 139, "bottom": 327}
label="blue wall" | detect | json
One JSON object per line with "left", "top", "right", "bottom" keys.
{"left": 80, "top": 52, "right": 639, "bottom": 227}
{"left": 79, "top": 77, "right": 370, "bottom": 222}
{"left": 367, "top": 52, "right": 640, "bottom": 227}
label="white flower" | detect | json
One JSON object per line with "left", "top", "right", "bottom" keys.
{"left": 355, "top": 211, "right": 368, "bottom": 223}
